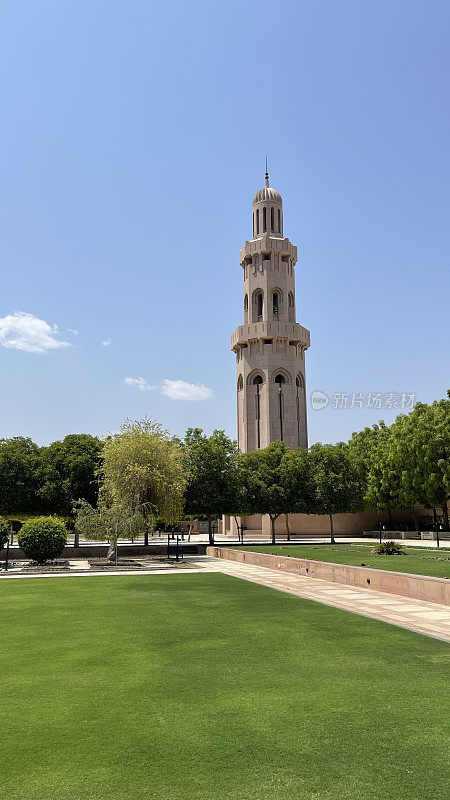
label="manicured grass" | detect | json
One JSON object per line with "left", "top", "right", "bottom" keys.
{"left": 0, "top": 573, "right": 448, "bottom": 800}
{"left": 235, "top": 543, "right": 450, "bottom": 578}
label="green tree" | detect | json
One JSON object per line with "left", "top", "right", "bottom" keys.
{"left": 278, "top": 446, "right": 318, "bottom": 540}
{"left": 183, "top": 428, "right": 238, "bottom": 545}
{"left": 0, "top": 437, "right": 40, "bottom": 514}
{"left": 349, "top": 422, "right": 402, "bottom": 526}
{"left": 309, "top": 443, "right": 364, "bottom": 543}
{"left": 348, "top": 423, "right": 388, "bottom": 503}
{"left": 100, "top": 418, "right": 185, "bottom": 548}
{"left": 240, "top": 441, "right": 313, "bottom": 545}
{"left": 388, "top": 397, "right": 450, "bottom": 530}
{"left": 74, "top": 499, "right": 144, "bottom": 561}
{"left": 38, "top": 434, "right": 102, "bottom": 514}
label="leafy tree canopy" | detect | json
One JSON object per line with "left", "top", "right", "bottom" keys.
{"left": 0, "top": 437, "right": 40, "bottom": 514}
{"left": 101, "top": 418, "right": 185, "bottom": 527}
{"left": 183, "top": 428, "right": 238, "bottom": 543}
{"left": 38, "top": 434, "right": 102, "bottom": 514}
{"left": 309, "top": 442, "right": 364, "bottom": 542}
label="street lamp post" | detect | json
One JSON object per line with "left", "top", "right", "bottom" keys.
{"left": 378, "top": 522, "right": 385, "bottom": 545}
{"left": 435, "top": 521, "right": 443, "bottom": 549}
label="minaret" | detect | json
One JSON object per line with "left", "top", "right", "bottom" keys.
{"left": 231, "top": 167, "right": 310, "bottom": 452}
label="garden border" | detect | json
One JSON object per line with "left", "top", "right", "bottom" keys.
{"left": 207, "top": 547, "right": 450, "bottom": 606}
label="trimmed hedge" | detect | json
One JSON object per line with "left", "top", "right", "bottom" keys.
{"left": 18, "top": 516, "right": 67, "bottom": 563}
{"left": 0, "top": 516, "right": 9, "bottom": 550}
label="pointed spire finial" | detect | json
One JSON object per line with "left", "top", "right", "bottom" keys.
{"left": 265, "top": 156, "right": 269, "bottom": 187}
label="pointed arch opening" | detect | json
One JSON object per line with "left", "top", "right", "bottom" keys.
{"left": 252, "top": 289, "right": 264, "bottom": 322}
{"left": 296, "top": 372, "right": 306, "bottom": 447}
{"left": 288, "top": 290, "right": 294, "bottom": 321}
{"left": 249, "top": 373, "right": 264, "bottom": 449}
{"left": 274, "top": 374, "right": 285, "bottom": 441}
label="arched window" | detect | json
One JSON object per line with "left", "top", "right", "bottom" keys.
{"left": 278, "top": 208, "right": 281, "bottom": 234}
{"left": 263, "top": 207, "right": 267, "bottom": 232}
{"left": 256, "top": 209, "right": 260, "bottom": 235}
{"left": 254, "top": 291, "right": 263, "bottom": 320}
{"left": 272, "top": 292, "right": 279, "bottom": 316}
{"left": 244, "top": 294, "right": 248, "bottom": 311}
{"left": 296, "top": 374, "right": 305, "bottom": 446}
{"left": 252, "top": 213, "right": 255, "bottom": 238}
{"left": 270, "top": 207, "right": 274, "bottom": 231}
{"left": 253, "top": 375, "right": 263, "bottom": 448}
{"left": 275, "top": 374, "right": 285, "bottom": 441}
{"left": 237, "top": 374, "right": 243, "bottom": 391}
{"left": 288, "top": 292, "right": 294, "bottom": 320}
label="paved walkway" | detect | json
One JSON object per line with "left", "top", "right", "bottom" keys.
{"left": 2, "top": 556, "right": 449, "bottom": 643}
{"left": 208, "top": 557, "right": 450, "bottom": 642}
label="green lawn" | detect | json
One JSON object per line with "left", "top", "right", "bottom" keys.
{"left": 234, "top": 543, "right": 450, "bottom": 578}
{"left": 1, "top": 573, "right": 448, "bottom": 800}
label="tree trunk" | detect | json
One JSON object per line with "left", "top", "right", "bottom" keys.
{"left": 411, "top": 509, "right": 420, "bottom": 531}
{"left": 442, "top": 504, "right": 449, "bottom": 532}
{"left": 208, "top": 517, "right": 214, "bottom": 546}
{"left": 270, "top": 516, "right": 276, "bottom": 546}
{"left": 144, "top": 525, "right": 149, "bottom": 547}
{"left": 285, "top": 513, "right": 291, "bottom": 541}
{"left": 233, "top": 516, "right": 240, "bottom": 542}
{"left": 329, "top": 514, "right": 335, "bottom": 544}
{"left": 106, "top": 538, "right": 116, "bottom": 561}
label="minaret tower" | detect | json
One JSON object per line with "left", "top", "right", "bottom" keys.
{"left": 231, "top": 166, "right": 310, "bottom": 452}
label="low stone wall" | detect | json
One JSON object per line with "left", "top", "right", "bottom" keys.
{"left": 207, "top": 547, "right": 450, "bottom": 606}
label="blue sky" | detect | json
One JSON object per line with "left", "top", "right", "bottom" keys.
{"left": 1, "top": 0, "right": 449, "bottom": 446}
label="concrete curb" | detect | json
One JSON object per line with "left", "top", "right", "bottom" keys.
{"left": 207, "top": 547, "right": 450, "bottom": 606}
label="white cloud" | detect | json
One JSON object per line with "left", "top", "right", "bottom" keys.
{"left": 124, "top": 376, "right": 213, "bottom": 401}
{"left": 161, "top": 379, "right": 214, "bottom": 401}
{"left": 68, "top": 328, "right": 79, "bottom": 336}
{"left": 124, "top": 377, "right": 155, "bottom": 391}
{"left": 102, "top": 338, "right": 112, "bottom": 347}
{"left": 0, "top": 312, "right": 71, "bottom": 354}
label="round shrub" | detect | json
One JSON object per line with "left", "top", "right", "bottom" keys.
{"left": 18, "top": 516, "right": 67, "bottom": 563}
{"left": 0, "top": 516, "right": 9, "bottom": 550}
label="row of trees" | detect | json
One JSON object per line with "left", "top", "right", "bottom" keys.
{"left": 0, "top": 434, "right": 102, "bottom": 515}
{"left": 349, "top": 394, "right": 449, "bottom": 530}
{"left": 183, "top": 432, "right": 363, "bottom": 544}
{"left": 1, "top": 394, "right": 448, "bottom": 549}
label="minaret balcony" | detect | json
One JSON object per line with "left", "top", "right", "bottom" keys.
{"left": 231, "top": 321, "right": 310, "bottom": 350}
{"left": 240, "top": 236, "right": 297, "bottom": 264}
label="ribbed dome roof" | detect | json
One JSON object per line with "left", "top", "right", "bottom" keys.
{"left": 253, "top": 186, "right": 282, "bottom": 205}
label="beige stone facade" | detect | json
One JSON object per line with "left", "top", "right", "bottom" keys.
{"left": 231, "top": 169, "right": 310, "bottom": 452}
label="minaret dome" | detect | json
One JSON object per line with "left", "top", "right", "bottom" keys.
{"left": 252, "top": 166, "right": 283, "bottom": 238}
